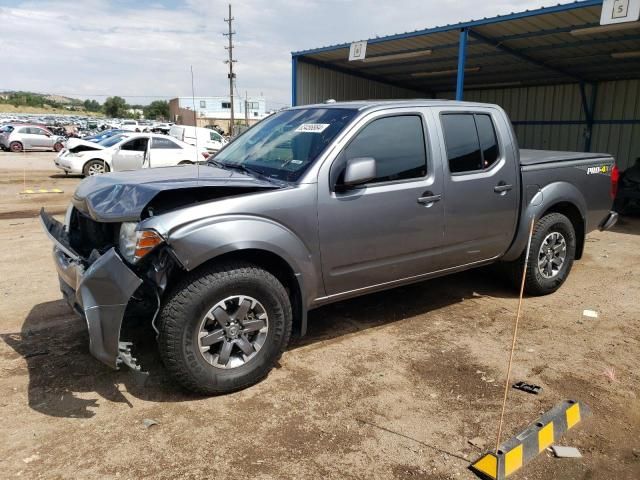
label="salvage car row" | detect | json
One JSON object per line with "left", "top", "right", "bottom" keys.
{"left": 1, "top": 122, "right": 229, "bottom": 176}
{"left": 56, "top": 132, "right": 209, "bottom": 175}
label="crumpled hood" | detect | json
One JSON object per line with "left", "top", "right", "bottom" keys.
{"left": 66, "top": 138, "right": 106, "bottom": 152}
{"left": 72, "top": 165, "right": 280, "bottom": 222}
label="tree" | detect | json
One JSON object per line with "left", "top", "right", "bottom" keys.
{"left": 103, "top": 96, "right": 127, "bottom": 117}
{"left": 144, "top": 100, "right": 170, "bottom": 120}
{"left": 83, "top": 99, "right": 101, "bottom": 112}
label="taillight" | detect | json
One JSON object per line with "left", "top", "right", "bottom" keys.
{"left": 610, "top": 165, "right": 620, "bottom": 200}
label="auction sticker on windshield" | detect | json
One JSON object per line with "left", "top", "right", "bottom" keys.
{"left": 295, "top": 123, "right": 330, "bottom": 133}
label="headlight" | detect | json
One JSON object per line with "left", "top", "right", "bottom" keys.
{"left": 118, "top": 222, "right": 164, "bottom": 263}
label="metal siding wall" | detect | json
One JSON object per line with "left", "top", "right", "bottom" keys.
{"left": 592, "top": 79, "right": 640, "bottom": 171}
{"left": 297, "top": 62, "right": 639, "bottom": 170}
{"left": 439, "top": 81, "right": 640, "bottom": 170}
{"left": 295, "top": 61, "right": 422, "bottom": 105}
{"left": 438, "top": 84, "right": 586, "bottom": 152}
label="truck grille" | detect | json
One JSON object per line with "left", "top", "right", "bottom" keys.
{"left": 68, "top": 208, "right": 120, "bottom": 258}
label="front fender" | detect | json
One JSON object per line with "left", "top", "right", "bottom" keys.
{"left": 165, "top": 215, "right": 320, "bottom": 306}
{"left": 502, "top": 181, "right": 587, "bottom": 262}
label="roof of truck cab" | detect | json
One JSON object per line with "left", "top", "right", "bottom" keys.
{"left": 292, "top": 99, "right": 499, "bottom": 111}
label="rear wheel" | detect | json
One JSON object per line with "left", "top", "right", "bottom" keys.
{"left": 83, "top": 159, "right": 109, "bottom": 176}
{"left": 158, "top": 262, "right": 292, "bottom": 395}
{"left": 9, "top": 141, "right": 23, "bottom": 153}
{"left": 53, "top": 142, "right": 64, "bottom": 152}
{"left": 510, "top": 213, "right": 576, "bottom": 296}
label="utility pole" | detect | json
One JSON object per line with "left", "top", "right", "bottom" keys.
{"left": 223, "top": 4, "right": 236, "bottom": 136}
{"left": 245, "top": 90, "right": 249, "bottom": 126}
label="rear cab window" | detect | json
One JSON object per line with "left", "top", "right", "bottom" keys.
{"left": 440, "top": 113, "right": 500, "bottom": 174}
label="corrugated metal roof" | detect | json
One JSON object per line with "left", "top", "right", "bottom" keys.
{"left": 293, "top": 0, "right": 640, "bottom": 93}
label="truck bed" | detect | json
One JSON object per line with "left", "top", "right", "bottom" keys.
{"left": 519, "top": 149, "right": 612, "bottom": 166}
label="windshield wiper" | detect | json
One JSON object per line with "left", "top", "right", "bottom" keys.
{"left": 223, "top": 162, "right": 269, "bottom": 180}
{"left": 207, "top": 158, "right": 226, "bottom": 169}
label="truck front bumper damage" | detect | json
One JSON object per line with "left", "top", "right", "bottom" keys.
{"left": 41, "top": 209, "right": 143, "bottom": 370}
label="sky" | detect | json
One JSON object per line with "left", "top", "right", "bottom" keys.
{"left": 0, "top": 0, "right": 574, "bottom": 108}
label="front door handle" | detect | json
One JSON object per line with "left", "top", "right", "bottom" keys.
{"left": 494, "top": 183, "right": 513, "bottom": 194}
{"left": 417, "top": 193, "right": 442, "bottom": 207}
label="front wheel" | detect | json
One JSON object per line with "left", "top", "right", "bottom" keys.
{"left": 158, "top": 262, "right": 292, "bottom": 395}
{"left": 515, "top": 213, "right": 576, "bottom": 296}
{"left": 83, "top": 159, "right": 109, "bottom": 176}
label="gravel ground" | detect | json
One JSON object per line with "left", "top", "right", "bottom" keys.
{"left": 0, "top": 152, "right": 638, "bottom": 479}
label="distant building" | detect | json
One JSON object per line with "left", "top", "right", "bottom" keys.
{"left": 169, "top": 96, "right": 268, "bottom": 133}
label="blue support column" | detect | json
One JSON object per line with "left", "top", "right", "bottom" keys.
{"left": 456, "top": 28, "right": 468, "bottom": 101}
{"left": 291, "top": 56, "right": 298, "bottom": 107}
{"left": 579, "top": 81, "right": 598, "bottom": 152}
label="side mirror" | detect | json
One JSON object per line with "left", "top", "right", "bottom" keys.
{"left": 342, "top": 157, "right": 376, "bottom": 188}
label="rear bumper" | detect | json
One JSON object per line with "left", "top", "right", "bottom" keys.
{"left": 40, "top": 209, "right": 143, "bottom": 369}
{"left": 598, "top": 210, "right": 618, "bottom": 231}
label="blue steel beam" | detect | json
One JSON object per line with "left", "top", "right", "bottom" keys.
{"left": 456, "top": 28, "right": 468, "bottom": 101}
{"left": 296, "top": 56, "right": 435, "bottom": 97}
{"left": 579, "top": 82, "right": 599, "bottom": 151}
{"left": 291, "top": 0, "right": 604, "bottom": 57}
{"left": 467, "top": 28, "right": 583, "bottom": 82}
{"left": 291, "top": 56, "right": 298, "bottom": 107}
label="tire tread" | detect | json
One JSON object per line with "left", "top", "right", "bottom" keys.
{"left": 157, "top": 262, "right": 292, "bottom": 395}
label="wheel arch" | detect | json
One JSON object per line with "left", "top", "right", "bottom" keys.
{"left": 503, "top": 181, "right": 587, "bottom": 261}
{"left": 540, "top": 202, "right": 585, "bottom": 259}
{"left": 170, "top": 247, "right": 307, "bottom": 337}
{"left": 157, "top": 215, "right": 320, "bottom": 336}
{"left": 83, "top": 158, "right": 110, "bottom": 173}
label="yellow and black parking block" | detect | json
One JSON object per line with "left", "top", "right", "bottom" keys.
{"left": 471, "top": 400, "right": 590, "bottom": 479}
{"left": 20, "top": 188, "right": 64, "bottom": 195}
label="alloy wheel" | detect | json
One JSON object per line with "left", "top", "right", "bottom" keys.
{"left": 87, "top": 162, "right": 105, "bottom": 175}
{"left": 537, "top": 231, "right": 567, "bottom": 279}
{"left": 197, "top": 295, "right": 269, "bottom": 369}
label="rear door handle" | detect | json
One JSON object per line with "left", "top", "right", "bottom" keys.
{"left": 494, "top": 183, "right": 513, "bottom": 194}
{"left": 417, "top": 193, "right": 442, "bottom": 206}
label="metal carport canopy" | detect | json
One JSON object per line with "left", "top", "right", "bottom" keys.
{"left": 291, "top": 0, "right": 640, "bottom": 104}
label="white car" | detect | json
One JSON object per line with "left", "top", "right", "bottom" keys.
{"left": 169, "top": 125, "right": 227, "bottom": 153}
{"left": 54, "top": 133, "right": 207, "bottom": 176}
{"left": 120, "top": 120, "right": 149, "bottom": 132}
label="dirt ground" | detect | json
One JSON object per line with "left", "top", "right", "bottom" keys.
{"left": 0, "top": 152, "right": 638, "bottom": 480}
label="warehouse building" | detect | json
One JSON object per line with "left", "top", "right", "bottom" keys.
{"left": 169, "top": 96, "right": 268, "bottom": 132}
{"left": 291, "top": 0, "right": 640, "bottom": 170}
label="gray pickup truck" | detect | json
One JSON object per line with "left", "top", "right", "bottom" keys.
{"left": 41, "top": 100, "right": 618, "bottom": 394}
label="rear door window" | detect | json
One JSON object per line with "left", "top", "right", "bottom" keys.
{"left": 151, "top": 137, "right": 181, "bottom": 149}
{"left": 475, "top": 114, "right": 499, "bottom": 168}
{"left": 441, "top": 113, "right": 500, "bottom": 173}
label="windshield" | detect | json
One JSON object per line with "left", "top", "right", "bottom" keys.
{"left": 213, "top": 108, "right": 357, "bottom": 182}
{"left": 99, "top": 134, "right": 127, "bottom": 147}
